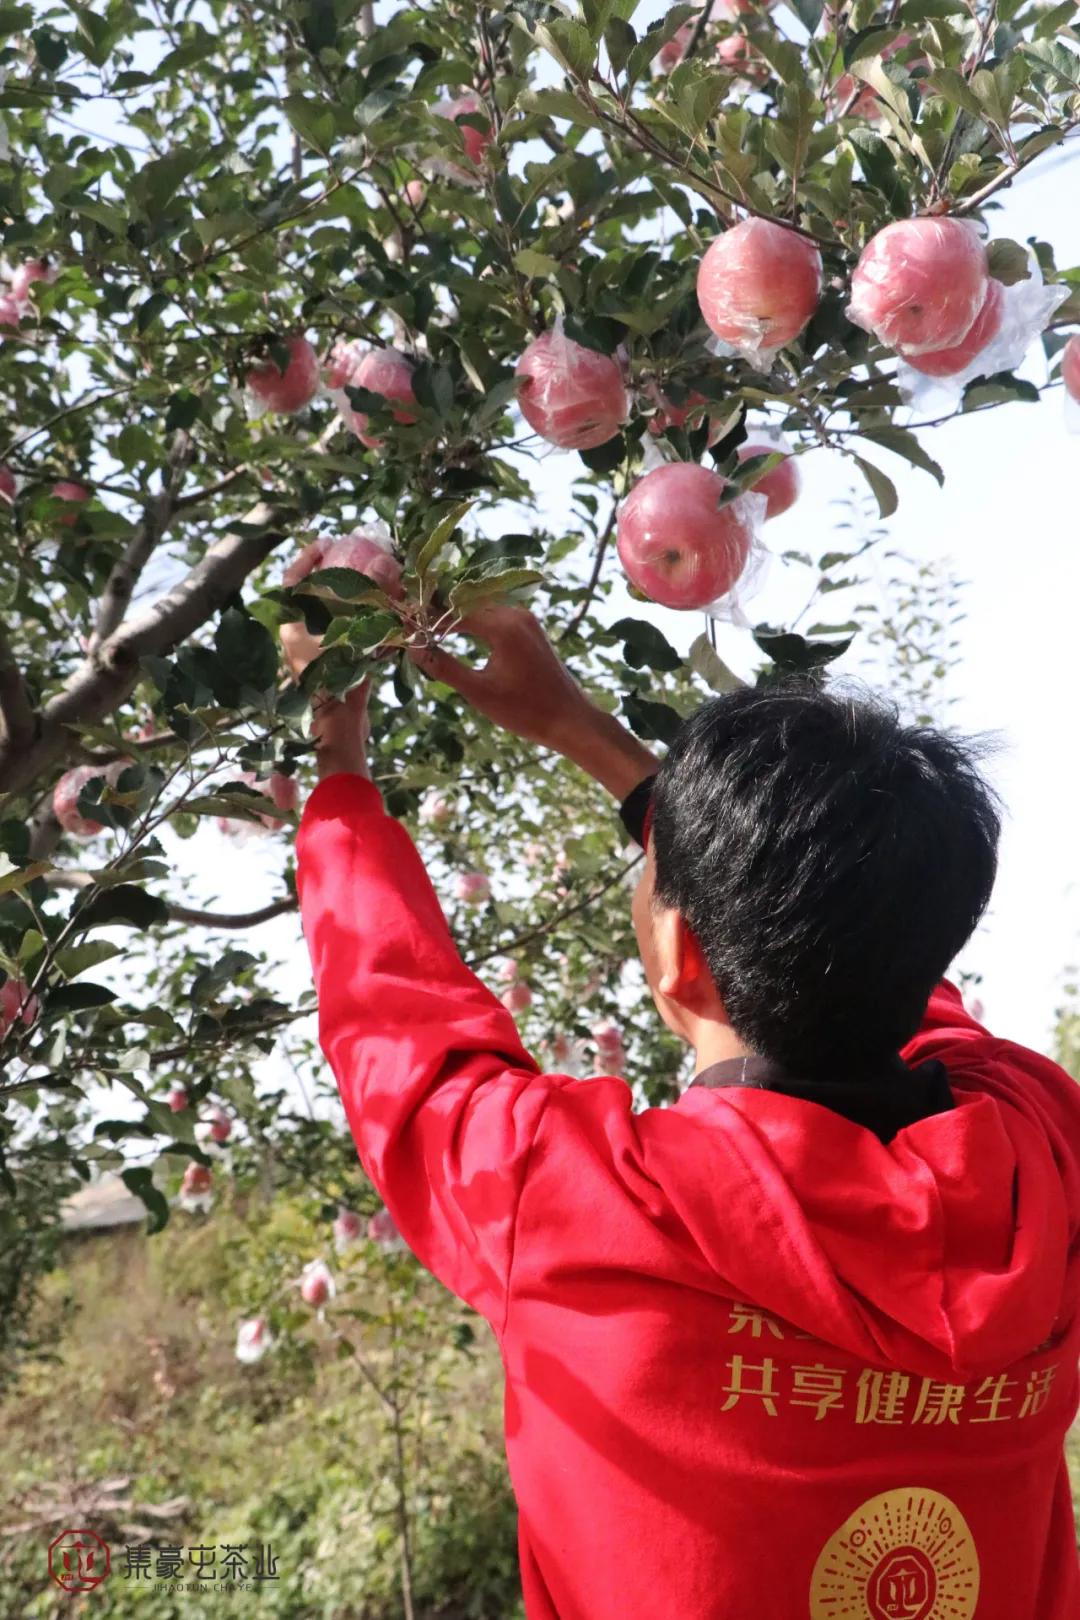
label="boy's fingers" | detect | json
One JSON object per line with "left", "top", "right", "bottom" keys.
{"left": 408, "top": 640, "right": 487, "bottom": 701}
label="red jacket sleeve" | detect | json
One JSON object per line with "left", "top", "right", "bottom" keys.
{"left": 295, "top": 773, "right": 553, "bottom": 1328}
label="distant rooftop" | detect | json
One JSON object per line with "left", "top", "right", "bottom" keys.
{"left": 61, "top": 1173, "right": 150, "bottom": 1233}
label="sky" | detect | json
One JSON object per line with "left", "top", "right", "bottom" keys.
{"left": 40, "top": 3, "right": 1080, "bottom": 1136}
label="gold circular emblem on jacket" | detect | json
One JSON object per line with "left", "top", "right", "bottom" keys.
{"left": 809, "top": 1487, "right": 979, "bottom": 1620}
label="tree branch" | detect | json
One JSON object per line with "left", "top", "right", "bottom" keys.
{"left": 47, "top": 871, "right": 298, "bottom": 929}
{"left": 0, "top": 621, "right": 35, "bottom": 752}
{"left": 86, "top": 431, "right": 195, "bottom": 656}
{"left": 558, "top": 503, "right": 616, "bottom": 644}
{"left": 0, "top": 495, "right": 291, "bottom": 797}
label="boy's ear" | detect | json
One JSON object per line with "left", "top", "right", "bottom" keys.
{"left": 682, "top": 923, "right": 707, "bottom": 985}
{"left": 658, "top": 912, "right": 707, "bottom": 998}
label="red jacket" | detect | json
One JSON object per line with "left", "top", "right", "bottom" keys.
{"left": 297, "top": 774, "right": 1080, "bottom": 1620}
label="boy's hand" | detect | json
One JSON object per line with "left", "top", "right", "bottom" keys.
{"left": 281, "top": 619, "right": 371, "bottom": 782}
{"left": 408, "top": 605, "right": 658, "bottom": 800}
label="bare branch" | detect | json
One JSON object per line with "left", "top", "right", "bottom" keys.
{"left": 0, "top": 621, "right": 35, "bottom": 752}
{"left": 86, "top": 432, "right": 196, "bottom": 656}
{"left": 559, "top": 503, "right": 617, "bottom": 644}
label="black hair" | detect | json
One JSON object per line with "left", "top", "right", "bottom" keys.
{"left": 649, "top": 680, "right": 1002, "bottom": 1078}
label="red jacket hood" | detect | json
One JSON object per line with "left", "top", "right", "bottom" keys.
{"left": 657, "top": 985, "right": 1080, "bottom": 1381}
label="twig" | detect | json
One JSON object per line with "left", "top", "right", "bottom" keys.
{"left": 954, "top": 125, "right": 1079, "bottom": 214}
{"left": 558, "top": 504, "right": 617, "bottom": 643}
{"left": 0, "top": 386, "right": 136, "bottom": 463}
{"left": 683, "top": 0, "right": 717, "bottom": 62}
{"left": 468, "top": 855, "right": 642, "bottom": 968}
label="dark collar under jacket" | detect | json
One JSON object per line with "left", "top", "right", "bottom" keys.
{"left": 688, "top": 1053, "right": 955, "bottom": 1146}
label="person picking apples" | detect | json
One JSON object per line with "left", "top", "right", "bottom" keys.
{"left": 284, "top": 604, "right": 1080, "bottom": 1620}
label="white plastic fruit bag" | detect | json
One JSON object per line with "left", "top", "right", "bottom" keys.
{"left": 895, "top": 253, "right": 1071, "bottom": 412}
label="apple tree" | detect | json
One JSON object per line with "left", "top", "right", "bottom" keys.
{"left": 1, "top": 0, "right": 1078, "bottom": 1272}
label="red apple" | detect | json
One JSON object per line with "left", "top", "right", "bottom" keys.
{"left": 0, "top": 294, "right": 22, "bottom": 332}
{"left": 717, "top": 33, "right": 765, "bottom": 79}
{"left": 1060, "top": 334, "right": 1080, "bottom": 403}
{"left": 181, "top": 1163, "right": 212, "bottom": 1196}
{"left": 368, "top": 1206, "right": 404, "bottom": 1249}
{"left": 236, "top": 1317, "right": 272, "bottom": 1363}
{"left": 647, "top": 386, "right": 709, "bottom": 435}
{"left": 324, "top": 337, "right": 364, "bottom": 391}
{"left": 339, "top": 346, "right": 417, "bottom": 448}
{"left": 901, "top": 276, "right": 1005, "bottom": 377}
{"left": 11, "top": 259, "right": 54, "bottom": 303}
{"left": 418, "top": 790, "right": 452, "bottom": 828}
{"left": 0, "top": 465, "right": 15, "bottom": 504}
{"left": 52, "top": 480, "right": 91, "bottom": 526}
{"left": 53, "top": 760, "right": 129, "bottom": 838}
{"left": 698, "top": 219, "right": 822, "bottom": 357}
{"left": 591, "top": 1019, "right": 623, "bottom": 1052}
{"left": 207, "top": 1106, "right": 232, "bottom": 1144}
{"left": 0, "top": 977, "right": 38, "bottom": 1040}
{"left": 453, "top": 871, "right": 490, "bottom": 904}
{"left": 516, "top": 330, "right": 629, "bottom": 450}
{"left": 434, "top": 93, "right": 492, "bottom": 164}
{"left": 404, "top": 179, "right": 427, "bottom": 208}
{"left": 283, "top": 530, "right": 404, "bottom": 598}
{"left": 333, "top": 1208, "right": 363, "bottom": 1249}
{"left": 501, "top": 983, "right": 533, "bottom": 1014}
{"left": 617, "top": 463, "right": 755, "bottom": 610}
{"left": 245, "top": 335, "right": 320, "bottom": 414}
{"left": 300, "top": 1259, "right": 335, "bottom": 1306}
{"left": 658, "top": 23, "right": 695, "bottom": 70}
{"left": 849, "top": 217, "right": 988, "bottom": 356}
{"left": 167, "top": 1085, "right": 190, "bottom": 1113}
{"left": 736, "top": 440, "right": 801, "bottom": 520}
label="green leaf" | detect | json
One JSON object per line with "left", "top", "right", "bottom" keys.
{"left": 850, "top": 454, "right": 898, "bottom": 519}
{"left": 215, "top": 607, "right": 278, "bottom": 692}
{"left": 605, "top": 17, "right": 637, "bottom": 75}
{"left": 535, "top": 18, "right": 596, "bottom": 79}
{"left": 283, "top": 94, "right": 336, "bottom": 153}
{"left": 132, "top": 146, "right": 210, "bottom": 214}
{"left": 45, "top": 983, "right": 118, "bottom": 1012}
{"left": 517, "top": 87, "right": 606, "bottom": 131}
{"left": 0, "top": 860, "right": 51, "bottom": 895}
{"left": 752, "top": 629, "right": 855, "bottom": 671}
{"left": 610, "top": 617, "right": 683, "bottom": 672}
{"left": 121, "top": 1166, "right": 170, "bottom": 1234}
{"left": 687, "top": 633, "right": 745, "bottom": 693}
{"left": 787, "top": 0, "right": 824, "bottom": 32}
{"left": 413, "top": 499, "right": 475, "bottom": 578}
{"left": 925, "top": 67, "right": 984, "bottom": 117}
{"left": 962, "top": 372, "right": 1040, "bottom": 408}
{"left": 136, "top": 292, "right": 172, "bottom": 332}
{"left": 857, "top": 427, "right": 944, "bottom": 485}
{"left": 55, "top": 941, "right": 123, "bottom": 981}
{"left": 987, "top": 238, "right": 1031, "bottom": 286}
{"left": 73, "top": 885, "right": 169, "bottom": 932}
{"left": 514, "top": 247, "right": 561, "bottom": 278}
{"left": 622, "top": 692, "right": 683, "bottom": 744}
{"left": 191, "top": 949, "right": 256, "bottom": 1004}
{"left": 448, "top": 569, "right": 544, "bottom": 614}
